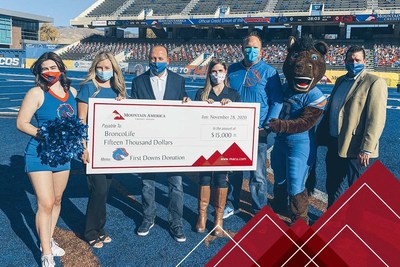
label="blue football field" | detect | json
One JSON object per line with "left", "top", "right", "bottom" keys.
{"left": 0, "top": 67, "right": 399, "bottom": 266}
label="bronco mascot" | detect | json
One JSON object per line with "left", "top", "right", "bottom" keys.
{"left": 268, "top": 36, "right": 328, "bottom": 225}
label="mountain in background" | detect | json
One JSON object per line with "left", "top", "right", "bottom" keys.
{"left": 56, "top": 27, "right": 138, "bottom": 45}
{"left": 56, "top": 26, "right": 104, "bottom": 44}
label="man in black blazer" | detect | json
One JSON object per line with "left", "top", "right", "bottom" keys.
{"left": 131, "top": 48, "right": 187, "bottom": 100}
{"left": 131, "top": 45, "right": 188, "bottom": 242}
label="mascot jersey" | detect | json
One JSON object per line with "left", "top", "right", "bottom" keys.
{"left": 272, "top": 84, "right": 326, "bottom": 195}
{"left": 277, "top": 83, "right": 327, "bottom": 140}
{"left": 25, "top": 89, "right": 77, "bottom": 173}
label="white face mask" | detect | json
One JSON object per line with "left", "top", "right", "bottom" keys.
{"left": 210, "top": 72, "right": 226, "bottom": 85}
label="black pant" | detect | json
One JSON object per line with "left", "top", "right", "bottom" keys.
{"left": 325, "top": 138, "right": 365, "bottom": 208}
{"left": 199, "top": 171, "right": 228, "bottom": 188}
{"left": 226, "top": 171, "right": 244, "bottom": 210}
{"left": 84, "top": 174, "right": 113, "bottom": 242}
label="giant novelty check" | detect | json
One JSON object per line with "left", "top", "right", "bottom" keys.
{"left": 86, "top": 99, "right": 260, "bottom": 174}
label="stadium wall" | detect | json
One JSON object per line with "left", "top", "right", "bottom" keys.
{"left": 0, "top": 49, "right": 25, "bottom": 67}
{"left": 127, "top": 63, "right": 208, "bottom": 76}
{"left": 325, "top": 70, "right": 400, "bottom": 87}
{"left": 25, "top": 59, "right": 117, "bottom": 71}
{"left": 24, "top": 43, "right": 65, "bottom": 68}
{"left": 18, "top": 57, "right": 400, "bottom": 87}
{"left": 25, "top": 43, "right": 64, "bottom": 59}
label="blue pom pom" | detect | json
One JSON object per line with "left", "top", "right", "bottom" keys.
{"left": 37, "top": 115, "right": 88, "bottom": 167}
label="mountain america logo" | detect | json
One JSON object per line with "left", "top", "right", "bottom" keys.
{"left": 113, "top": 110, "right": 125, "bottom": 120}
{"left": 112, "top": 148, "right": 129, "bottom": 161}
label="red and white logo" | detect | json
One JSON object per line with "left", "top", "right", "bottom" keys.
{"left": 112, "top": 110, "right": 125, "bottom": 120}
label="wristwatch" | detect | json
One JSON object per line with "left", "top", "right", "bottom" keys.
{"left": 360, "top": 150, "right": 371, "bottom": 155}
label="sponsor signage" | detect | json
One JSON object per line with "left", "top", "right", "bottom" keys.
{"left": 127, "top": 63, "right": 207, "bottom": 75}
{"left": 145, "top": 16, "right": 356, "bottom": 26}
{"left": 70, "top": 61, "right": 128, "bottom": 72}
{"left": 356, "top": 13, "right": 400, "bottom": 22}
{"left": 90, "top": 14, "right": 400, "bottom": 28}
{"left": 72, "top": 60, "right": 92, "bottom": 71}
{"left": 107, "top": 20, "right": 146, "bottom": 26}
{"left": 0, "top": 57, "right": 21, "bottom": 67}
{"left": 146, "top": 17, "right": 275, "bottom": 25}
{"left": 91, "top": 20, "right": 107, "bottom": 26}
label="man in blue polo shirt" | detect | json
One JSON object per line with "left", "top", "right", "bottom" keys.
{"left": 225, "top": 32, "right": 283, "bottom": 216}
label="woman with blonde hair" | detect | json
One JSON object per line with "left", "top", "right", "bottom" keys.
{"left": 76, "top": 51, "right": 126, "bottom": 248}
{"left": 194, "top": 59, "right": 240, "bottom": 236}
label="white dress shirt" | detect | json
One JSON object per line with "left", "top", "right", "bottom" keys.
{"left": 150, "top": 70, "right": 168, "bottom": 100}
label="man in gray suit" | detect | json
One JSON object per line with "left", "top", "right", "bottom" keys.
{"left": 318, "top": 45, "right": 387, "bottom": 207}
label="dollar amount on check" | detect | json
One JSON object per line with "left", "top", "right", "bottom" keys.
{"left": 86, "top": 99, "right": 260, "bottom": 174}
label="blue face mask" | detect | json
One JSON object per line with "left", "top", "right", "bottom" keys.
{"left": 243, "top": 47, "right": 260, "bottom": 63}
{"left": 96, "top": 70, "right": 113, "bottom": 81}
{"left": 149, "top": 62, "right": 167, "bottom": 75}
{"left": 345, "top": 63, "right": 365, "bottom": 76}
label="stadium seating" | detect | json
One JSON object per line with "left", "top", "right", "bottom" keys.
{"left": 63, "top": 0, "right": 400, "bottom": 75}
{"left": 87, "top": 0, "right": 127, "bottom": 17}
{"left": 377, "top": 0, "right": 400, "bottom": 9}
{"left": 228, "top": 0, "right": 271, "bottom": 14}
{"left": 189, "top": 0, "right": 220, "bottom": 15}
{"left": 124, "top": 42, "right": 183, "bottom": 63}
{"left": 125, "top": 42, "right": 243, "bottom": 65}
{"left": 81, "top": 0, "right": 390, "bottom": 17}
{"left": 59, "top": 41, "right": 133, "bottom": 61}
{"left": 58, "top": 38, "right": 360, "bottom": 68}
{"left": 324, "top": 0, "right": 367, "bottom": 10}
{"left": 121, "top": 0, "right": 191, "bottom": 16}
{"left": 189, "top": 0, "right": 270, "bottom": 15}
{"left": 374, "top": 44, "right": 400, "bottom": 67}
{"left": 325, "top": 44, "right": 349, "bottom": 66}
{"left": 56, "top": 34, "right": 400, "bottom": 73}
{"left": 262, "top": 43, "right": 287, "bottom": 64}
{"left": 274, "top": 0, "right": 311, "bottom": 12}
{"left": 274, "top": 0, "right": 367, "bottom": 12}
{"left": 80, "top": 0, "right": 400, "bottom": 19}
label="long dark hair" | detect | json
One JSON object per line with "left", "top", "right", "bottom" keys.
{"left": 30, "top": 52, "right": 71, "bottom": 92}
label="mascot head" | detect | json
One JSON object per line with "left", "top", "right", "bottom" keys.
{"left": 283, "top": 36, "right": 328, "bottom": 93}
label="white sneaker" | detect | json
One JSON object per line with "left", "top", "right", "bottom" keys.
{"left": 223, "top": 206, "right": 239, "bottom": 219}
{"left": 41, "top": 254, "right": 55, "bottom": 267}
{"left": 40, "top": 238, "right": 65, "bottom": 257}
{"left": 50, "top": 238, "right": 65, "bottom": 257}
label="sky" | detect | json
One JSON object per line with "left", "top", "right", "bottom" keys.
{"left": 0, "top": 0, "right": 96, "bottom": 26}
